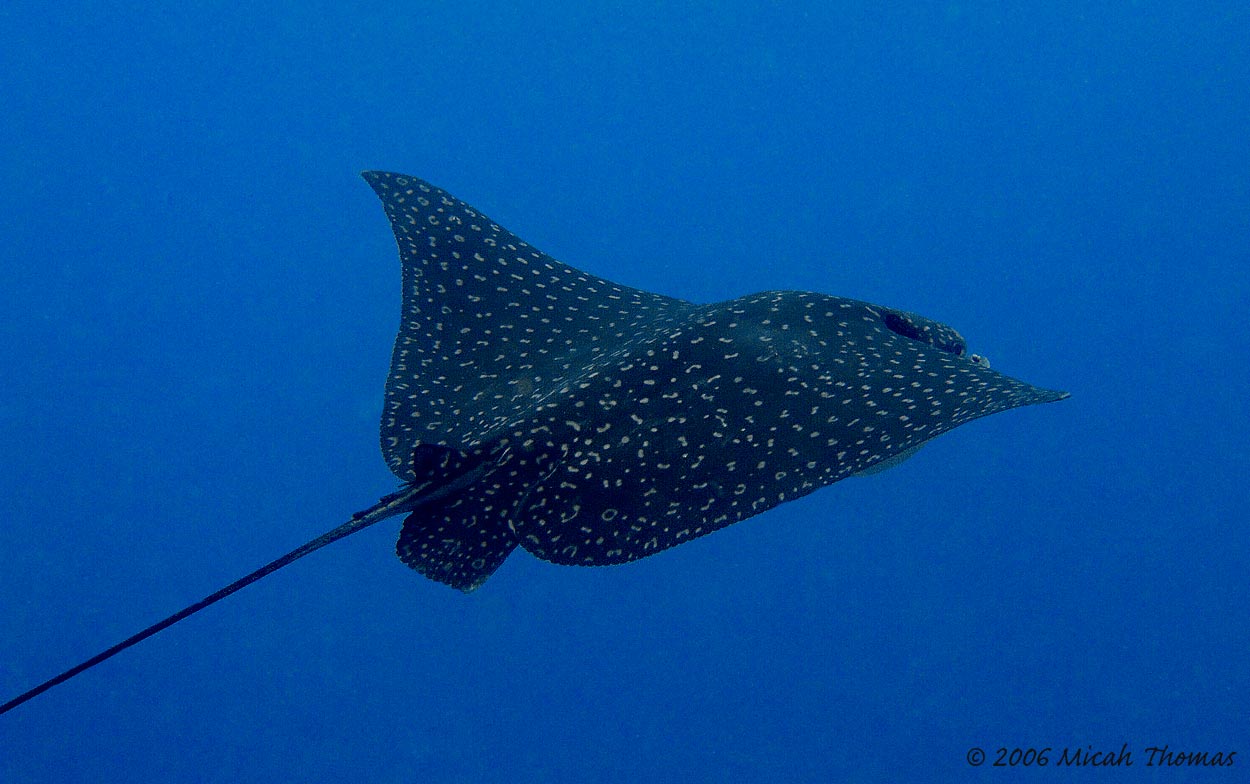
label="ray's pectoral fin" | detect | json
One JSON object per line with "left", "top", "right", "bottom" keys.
{"left": 396, "top": 444, "right": 519, "bottom": 593}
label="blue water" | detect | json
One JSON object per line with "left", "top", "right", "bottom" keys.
{"left": 2, "top": 3, "right": 1246, "bottom": 782}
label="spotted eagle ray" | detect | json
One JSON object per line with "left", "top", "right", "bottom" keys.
{"left": 1, "top": 172, "right": 1068, "bottom": 714}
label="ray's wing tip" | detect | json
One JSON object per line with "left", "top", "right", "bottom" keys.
{"left": 360, "top": 169, "right": 423, "bottom": 188}
{"left": 360, "top": 170, "right": 389, "bottom": 200}
{"left": 360, "top": 169, "right": 393, "bottom": 188}
{"left": 360, "top": 171, "right": 443, "bottom": 206}
{"left": 1037, "top": 388, "right": 1071, "bottom": 404}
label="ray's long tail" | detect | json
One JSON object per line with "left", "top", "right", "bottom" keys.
{"left": 0, "top": 486, "right": 423, "bottom": 716}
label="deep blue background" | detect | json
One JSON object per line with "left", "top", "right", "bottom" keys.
{"left": 2, "top": 3, "right": 1246, "bottom": 781}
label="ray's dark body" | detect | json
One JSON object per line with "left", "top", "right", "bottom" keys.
{"left": 364, "top": 172, "right": 1066, "bottom": 591}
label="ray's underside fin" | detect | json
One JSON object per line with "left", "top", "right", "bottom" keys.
{"left": 394, "top": 444, "right": 518, "bottom": 592}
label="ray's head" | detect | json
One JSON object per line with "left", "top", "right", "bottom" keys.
{"left": 708, "top": 289, "right": 1069, "bottom": 449}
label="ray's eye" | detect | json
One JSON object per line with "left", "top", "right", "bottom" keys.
{"left": 881, "top": 310, "right": 968, "bottom": 356}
